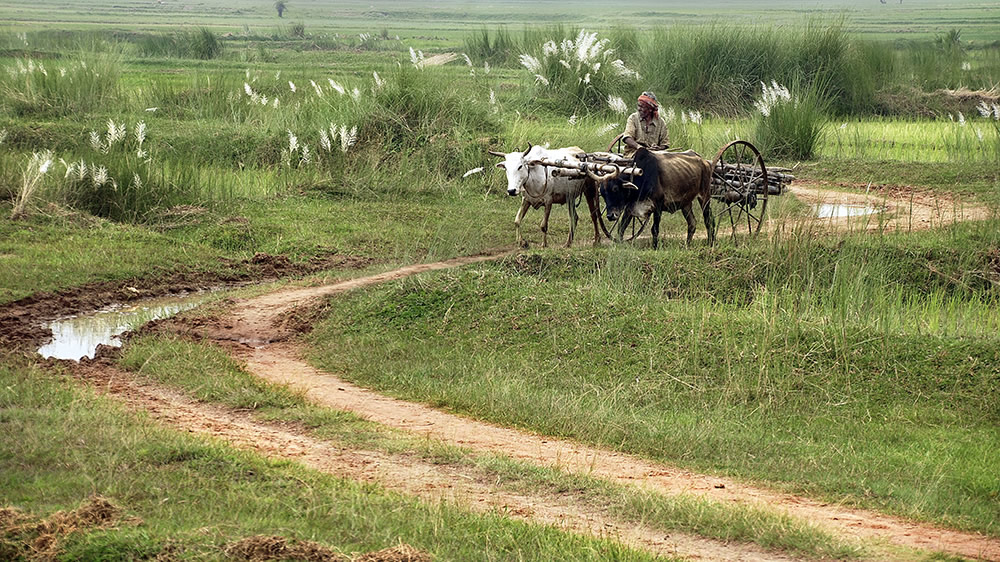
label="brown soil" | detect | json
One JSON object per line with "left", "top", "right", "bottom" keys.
{"left": 10, "top": 186, "right": 1000, "bottom": 560}
{"left": 786, "top": 181, "right": 991, "bottom": 233}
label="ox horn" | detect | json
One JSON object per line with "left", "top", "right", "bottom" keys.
{"left": 622, "top": 181, "right": 638, "bottom": 190}
{"left": 521, "top": 142, "right": 532, "bottom": 157}
{"left": 488, "top": 150, "right": 506, "bottom": 157}
{"left": 586, "top": 164, "right": 622, "bottom": 183}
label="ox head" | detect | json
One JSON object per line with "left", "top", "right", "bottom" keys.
{"left": 599, "top": 175, "right": 637, "bottom": 222}
{"left": 598, "top": 148, "right": 656, "bottom": 222}
{"left": 489, "top": 144, "right": 537, "bottom": 196}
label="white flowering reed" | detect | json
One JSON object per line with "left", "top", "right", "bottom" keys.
{"left": 597, "top": 122, "right": 620, "bottom": 135}
{"left": 519, "top": 54, "right": 542, "bottom": 74}
{"left": 754, "top": 80, "right": 793, "bottom": 117}
{"left": 409, "top": 47, "right": 425, "bottom": 69}
{"left": 328, "top": 79, "right": 345, "bottom": 95}
{"left": 11, "top": 150, "right": 55, "bottom": 219}
{"left": 339, "top": 125, "right": 357, "bottom": 153}
{"left": 977, "top": 101, "right": 1000, "bottom": 120}
{"left": 92, "top": 165, "right": 109, "bottom": 187}
{"left": 462, "top": 167, "right": 484, "bottom": 178}
{"left": 607, "top": 95, "right": 627, "bottom": 114}
{"left": 372, "top": 71, "right": 385, "bottom": 90}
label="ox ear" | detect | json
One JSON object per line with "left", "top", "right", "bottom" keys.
{"left": 495, "top": 162, "right": 505, "bottom": 169}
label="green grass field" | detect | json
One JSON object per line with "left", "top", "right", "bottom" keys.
{"left": 1, "top": 1, "right": 999, "bottom": 559}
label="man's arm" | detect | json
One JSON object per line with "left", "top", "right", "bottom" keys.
{"left": 622, "top": 113, "right": 641, "bottom": 150}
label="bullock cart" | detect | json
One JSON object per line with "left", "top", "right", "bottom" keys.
{"left": 541, "top": 135, "right": 795, "bottom": 242}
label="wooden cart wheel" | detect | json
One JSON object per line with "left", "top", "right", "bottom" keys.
{"left": 606, "top": 132, "right": 625, "bottom": 154}
{"left": 710, "top": 140, "right": 769, "bottom": 240}
{"left": 597, "top": 195, "right": 649, "bottom": 242}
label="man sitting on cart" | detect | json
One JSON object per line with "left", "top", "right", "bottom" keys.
{"left": 622, "top": 91, "right": 668, "bottom": 158}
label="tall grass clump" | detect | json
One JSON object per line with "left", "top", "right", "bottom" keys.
{"left": 8, "top": 149, "right": 54, "bottom": 219}
{"left": 640, "top": 24, "right": 784, "bottom": 114}
{"left": 518, "top": 29, "right": 641, "bottom": 112}
{"left": 135, "top": 28, "right": 222, "bottom": 59}
{"left": 636, "top": 21, "right": 887, "bottom": 116}
{"left": 58, "top": 120, "right": 191, "bottom": 222}
{"left": 943, "top": 103, "right": 1000, "bottom": 163}
{"left": 462, "top": 26, "right": 518, "bottom": 65}
{"left": 751, "top": 81, "right": 829, "bottom": 160}
{"left": 360, "top": 65, "right": 501, "bottom": 177}
{"left": 0, "top": 55, "right": 122, "bottom": 116}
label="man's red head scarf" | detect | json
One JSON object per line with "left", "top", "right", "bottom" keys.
{"left": 638, "top": 93, "right": 658, "bottom": 120}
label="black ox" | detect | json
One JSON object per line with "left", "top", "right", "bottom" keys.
{"left": 599, "top": 147, "right": 716, "bottom": 248}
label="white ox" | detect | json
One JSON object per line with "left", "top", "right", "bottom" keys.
{"left": 489, "top": 144, "right": 601, "bottom": 248}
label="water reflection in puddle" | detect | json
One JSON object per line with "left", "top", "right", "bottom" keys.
{"left": 815, "top": 203, "right": 881, "bottom": 219}
{"left": 37, "top": 292, "right": 213, "bottom": 360}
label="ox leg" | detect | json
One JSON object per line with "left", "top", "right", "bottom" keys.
{"left": 540, "top": 202, "right": 552, "bottom": 248}
{"left": 700, "top": 195, "right": 715, "bottom": 246}
{"left": 514, "top": 199, "right": 531, "bottom": 248}
{"left": 651, "top": 205, "right": 663, "bottom": 250}
{"left": 615, "top": 214, "right": 630, "bottom": 243}
{"left": 681, "top": 204, "right": 696, "bottom": 246}
{"left": 565, "top": 194, "right": 579, "bottom": 248}
{"left": 584, "top": 184, "right": 601, "bottom": 246}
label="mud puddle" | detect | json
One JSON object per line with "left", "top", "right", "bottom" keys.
{"left": 814, "top": 203, "right": 883, "bottom": 219}
{"left": 37, "top": 291, "right": 215, "bottom": 360}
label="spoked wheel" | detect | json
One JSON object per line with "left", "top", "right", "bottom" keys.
{"left": 710, "top": 140, "right": 769, "bottom": 240}
{"left": 596, "top": 132, "right": 649, "bottom": 241}
{"left": 597, "top": 201, "right": 649, "bottom": 241}
{"left": 606, "top": 133, "right": 625, "bottom": 154}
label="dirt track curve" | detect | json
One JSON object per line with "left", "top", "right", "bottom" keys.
{"left": 58, "top": 186, "right": 997, "bottom": 560}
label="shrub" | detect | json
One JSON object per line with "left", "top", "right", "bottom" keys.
{"left": 463, "top": 26, "right": 517, "bottom": 65}
{"left": 0, "top": 55, "right": 122, "bottom": 116}
{"left": 188, "top": 27, "right": 223, "bottom": 60}
{"left": 135, "top": 28, "right": 222, "bottom": 60}
{"left": 751, "top": 81, "right": 829, "bottom": 160}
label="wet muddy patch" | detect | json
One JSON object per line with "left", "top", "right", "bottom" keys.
{"left": 37, "top": 291, "right": 216, "bottom": 360}
{"left": 1, "top": 252, "right": 373, "bottom": 353}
